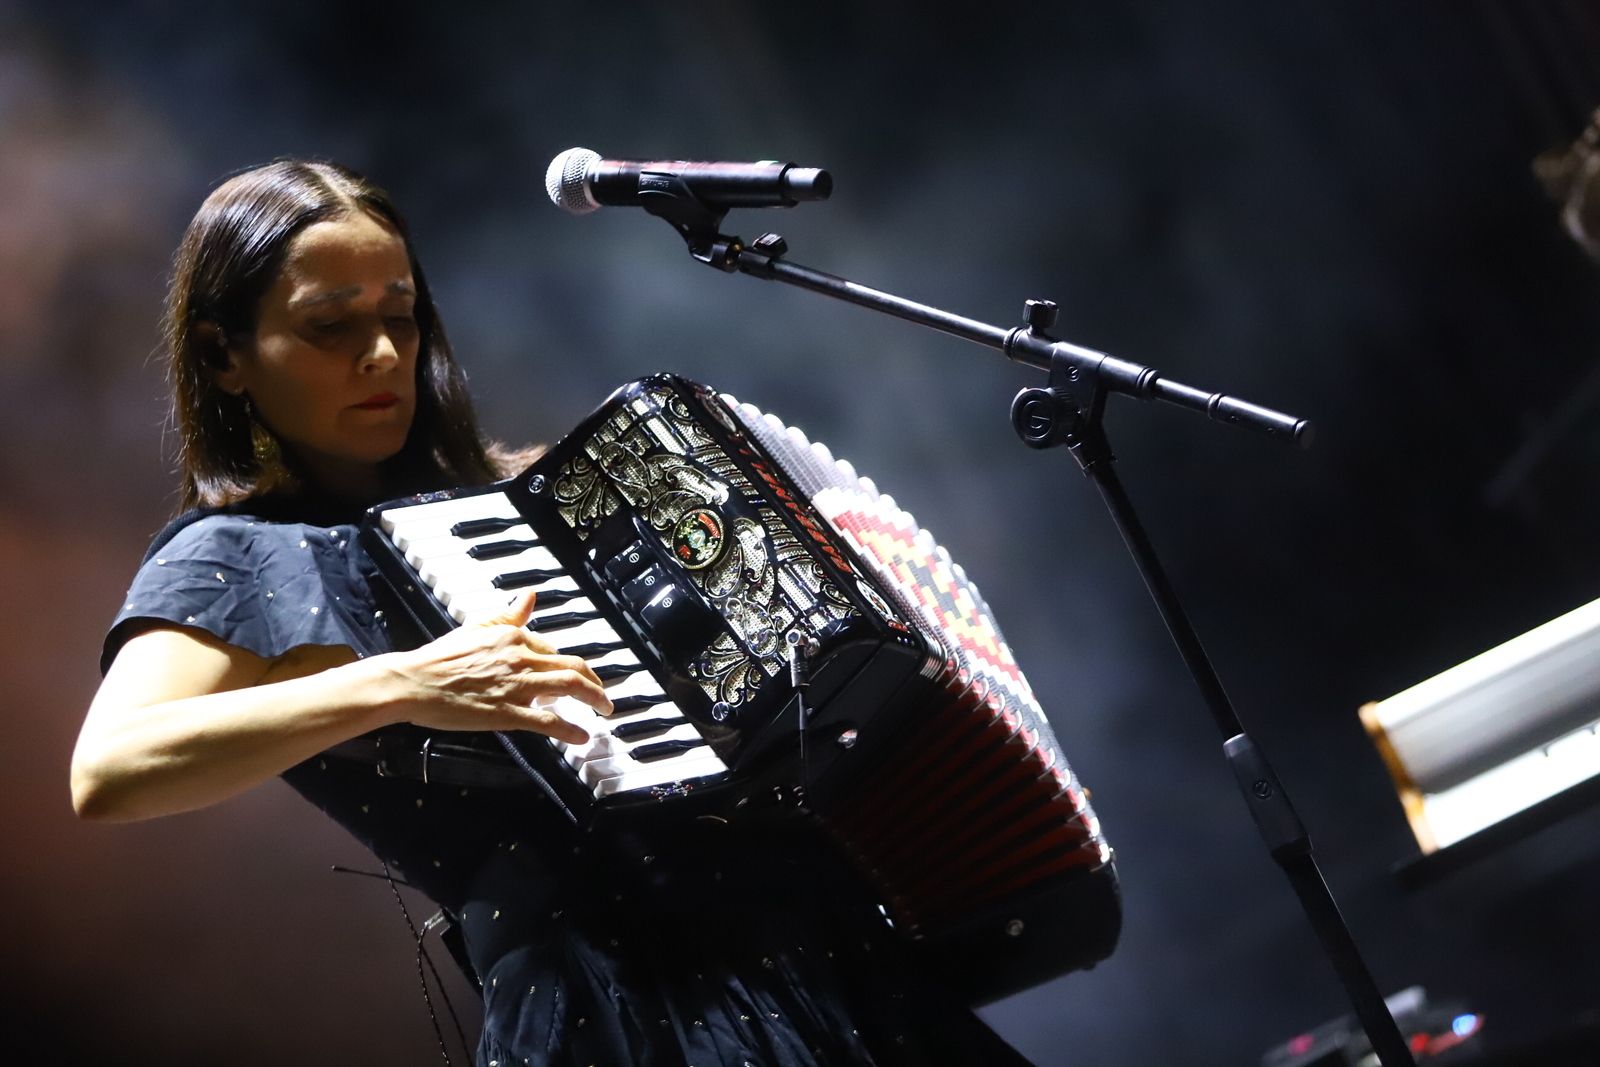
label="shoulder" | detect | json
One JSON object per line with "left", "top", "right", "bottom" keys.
{"left": 125, "top": 512, "right": 318, "bottom": 603}
{"left": 144, "top": 508, "right": 369, "bottom": 583}
{"left": 147, "top": 510, "right": 261, "bottom": 565}
{"left": 148, "top": 505, "right": 349, "bottom": 558}
{"left": 103, "top": 508, "right": 377, "bottom": 675}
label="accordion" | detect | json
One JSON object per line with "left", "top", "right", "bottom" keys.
{"left": 360, "top": 374, "right": 1119, "bottom": 1002}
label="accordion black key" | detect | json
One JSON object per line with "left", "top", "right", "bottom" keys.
{"left": 359, "top": 374, "right": 1120, "bottom": 1002}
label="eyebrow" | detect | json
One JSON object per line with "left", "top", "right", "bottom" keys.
{"left": 288, "top": 280, "right": 416, "bottom": 311}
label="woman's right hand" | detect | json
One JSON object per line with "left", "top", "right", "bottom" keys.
{"left": 369, "top": 589, "right": 609, "bottom": 743}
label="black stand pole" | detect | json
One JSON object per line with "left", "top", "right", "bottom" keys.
{"left": 632, "top": 197, "right": 1412, "bottom": 1065}
{"left": 1012, "top": 312, "right": 1413, "bottom": 1067}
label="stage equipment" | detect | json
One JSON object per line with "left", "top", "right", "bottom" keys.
{"left": 1362, "top": 596, "right": 1600, "bottom": 885}
{"left": 1262, "top": 987, "right": 1483, "bottom": 1066}
{"left": 545, "top": 147, "right": 831, "bottom": 215}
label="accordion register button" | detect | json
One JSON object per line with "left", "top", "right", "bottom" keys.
{"left": 636, "top": 584, "right": 681, "bottom": 627}
{"left": 621, "top": 565, "right": 668, "bottom": 611}
{"left": 636, "top": 584, "right": 722, "bottom": 662}
{"left": 603, "top": 540, "right": 651, "bottom": 584}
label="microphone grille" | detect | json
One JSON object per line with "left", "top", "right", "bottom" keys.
{"left": 545, "top": 147, "right": 601, "bottom": 215}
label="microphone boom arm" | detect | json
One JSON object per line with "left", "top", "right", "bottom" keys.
{"left": 667, "top": 221, "right": 1312, "bottom": 446}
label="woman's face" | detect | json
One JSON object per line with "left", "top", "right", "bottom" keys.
{"left": 217, "top": 208, "right": 420, "bottom": 495}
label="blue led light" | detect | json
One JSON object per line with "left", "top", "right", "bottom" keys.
{"left": 1451, "top": 1013, "right": 1480, "bottom": 1037}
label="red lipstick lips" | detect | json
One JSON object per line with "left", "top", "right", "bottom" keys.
{"left": 353, "top": 392, "right": 400, "bottom": 410}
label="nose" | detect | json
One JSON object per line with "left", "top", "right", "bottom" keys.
{"left": 360, "top": 327, "right": 401, "bottom": 373}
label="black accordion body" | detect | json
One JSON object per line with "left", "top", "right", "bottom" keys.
{"left": 360, "top": 375, "right": 1119, "bottom": 1002}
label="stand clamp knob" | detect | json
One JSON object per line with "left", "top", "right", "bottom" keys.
{"left": 1024, "top": 299, "right": 1058, "bottom": 332}
{"left": 1011, "top": 386, "right": 1075, "bottom": 449}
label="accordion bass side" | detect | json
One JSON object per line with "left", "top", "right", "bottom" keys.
{"left": 359, "top": 375, "right": 1119, "bottom": 1001}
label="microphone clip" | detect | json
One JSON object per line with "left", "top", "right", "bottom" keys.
{"left": 637, "top": 175, "right": 743, "bottom": 271}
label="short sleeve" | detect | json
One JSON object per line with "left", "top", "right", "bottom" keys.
{"left": 101, "top": 514, "right": 389, "bottom": 674}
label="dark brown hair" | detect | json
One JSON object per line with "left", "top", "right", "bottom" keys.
{"left": 165, "top": 158, "right": 517, "bottom": 510}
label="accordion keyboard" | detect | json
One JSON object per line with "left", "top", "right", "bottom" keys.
{"left": 376, "top": 490, "right": 730, "bottom": 798}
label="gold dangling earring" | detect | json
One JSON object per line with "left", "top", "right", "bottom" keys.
{"left": 244, "top": 396, "right": 288, "bottom": 483}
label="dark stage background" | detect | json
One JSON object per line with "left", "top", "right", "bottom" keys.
{"left": 6, "top": 2, "right": 1600, "bottom": 1064}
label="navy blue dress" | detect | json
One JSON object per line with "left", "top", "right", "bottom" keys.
{"left": 102, "top": 497, "right": 1036, "bottom": 1067}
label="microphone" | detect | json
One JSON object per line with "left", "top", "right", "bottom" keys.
{"left": 545, "top": 147, "right": 832, "bottom": 215}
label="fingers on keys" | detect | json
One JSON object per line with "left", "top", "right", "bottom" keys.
{"left": 479, "top": 588, "right": 537, "bottom": 628}
{"left": 521, "top": 652, "right": 612, "bottom": 717}
{"left": 524, "top": 699, "right": 591, "bottom": 745}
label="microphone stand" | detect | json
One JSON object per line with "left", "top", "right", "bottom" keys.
{"left": 624, "top": 190, "right": 1414, "bottom": 1067}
